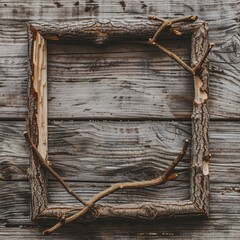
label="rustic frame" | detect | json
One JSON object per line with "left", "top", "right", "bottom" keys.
{"left": 26, "top": 17, "right": 211, "bottom": 230}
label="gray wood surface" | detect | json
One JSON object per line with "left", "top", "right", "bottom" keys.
{"left": 0, "top": 0, "right": 239, "bottom": 238}
{"left": 1, "top": 121, "right": 240, "bottom": 237}
{"left": 46, "top": 40, "right": 194, "bottom": 119}
{"left": 0, "top": 0, "right": 239, "bottom": 119}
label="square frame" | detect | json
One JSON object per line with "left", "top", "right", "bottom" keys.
{"left": 26, "top": 18, "right": 210, "bottom": 221}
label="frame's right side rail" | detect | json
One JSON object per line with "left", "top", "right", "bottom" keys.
{"left": 190, "top": 22, "right": 211, "bottom": 215}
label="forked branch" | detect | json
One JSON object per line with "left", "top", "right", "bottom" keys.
{"left": 148, "top": 15, "right": 198, "bottom": 42}
{"left": 43, "top": 139, "right": 190, "bottom": 235}
{"left": 148, "top": 15, "right": 214, "bottom": 76}
{"left": 154, "top": 42, "right": 215, "bottom": 75}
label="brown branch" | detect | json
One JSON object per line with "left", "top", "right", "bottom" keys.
{"left": 153, "top": 41, "right": 214, "bottom": 76}
{"left": 148, "top": 15, "right": 198, "bottom": 42}
{"left": 193, "top": 42, "right": 215, "bottom": 74}
{"left": 149, "top": 21, "right": 170, "bottom": 43}
{"left": 126, "top": 40, "right": 213, "bottom": 78}
{"left": 43, "top": 139, "right": 190, "bottom": 235}
{"left": 147, "top": 15, "right": 214, "bottom": 76}
{"left": 24, "top": 129, "right": 87, "bottom": 206}
{"left": 128, "top": 40, "right": 194, "bottom": 75}
{"left": 153, "top": 42, "right": 194, "bottom": 74}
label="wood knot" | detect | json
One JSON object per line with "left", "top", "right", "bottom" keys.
{"left": 83, "top": 207, "right": 100, "bottom": 222}
{"left": 57, "top": 212, "right": 66, "bottom": 223}
{"left": 139, "top": 204, "right": 158, "bottom": 220}
{"left": 203, "top": 154, "right": 211, "bottom": 162}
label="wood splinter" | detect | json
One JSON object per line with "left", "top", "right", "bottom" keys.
{"left": 43, "top": 139, "right": 190, "bottom": 235}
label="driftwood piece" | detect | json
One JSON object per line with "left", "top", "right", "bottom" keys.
{"left": 26, "top": 16, "right": 212, "bottom": 234}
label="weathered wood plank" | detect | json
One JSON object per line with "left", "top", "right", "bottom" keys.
{"left": 0, "top": 0, "right": 239, "bottom": 119}
{"left": 1, "top": 121, "right": 240, "bottom": 224}
{"left": 46, "top": 40, "right": 195, "bottom": 119}
{"left": 1, "top": 179, "right": 240, "bottom": 235}
{"left": 1, "top": 217, "right": 240, "bottom": 240}
{"left": 0, "top": 45, "right": 239, "bottom": 119}
{"left": 1, "top": 120, "right": 191, "bottom": 182}
{"left": 1, "top": 121, "right": 240, "bottom": 181}
{"left": 0, "top": 0, "right": 238, "bottom": 22}
{"left": 0, "top": 37, "right": 239, "bottom": 119}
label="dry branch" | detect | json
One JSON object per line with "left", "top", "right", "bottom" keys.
{"left": 148, "top": 15, "right": 198, "bottom": 42}
{"left": 193, "top": 43, "right": 215, "bottom": 73}
{"left": 153, "top": 42, "right": 194, "bottom": 74}
{"left": 43, "top": 139, "right": 189, "bottom": 235}
{"left": 24, "top": 129, "right": 87, "bottom": 206}
{"left": 147, "top": 15, "right": 214, "bottom": 76}
{"left": 153, "top": 41, "right": 214, "bottom": 76}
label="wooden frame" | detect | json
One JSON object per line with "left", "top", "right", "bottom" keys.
{"left": 26, "top": 17, "right": 211, "bottom": 233}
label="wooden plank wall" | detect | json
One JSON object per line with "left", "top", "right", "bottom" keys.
{"left": 0, "top": 0, "right": 239, "bottom": 239}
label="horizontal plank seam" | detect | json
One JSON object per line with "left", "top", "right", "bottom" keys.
{"left": 0, "top": 118, "right": 240, "bottom": 122}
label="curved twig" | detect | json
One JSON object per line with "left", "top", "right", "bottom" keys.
{"left": 153, "top": 42, "right": 194, "bottom": 74}
{"left": 43, "top": 139, "right": 189, "bottom": 235}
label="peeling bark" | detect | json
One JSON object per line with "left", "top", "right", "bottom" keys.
{"left": 27, "top": 24, "right": 48, "bottom": 220}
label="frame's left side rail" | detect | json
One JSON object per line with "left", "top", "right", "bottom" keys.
{"left": 27, "top": 24, "right": 48, "bottom": 220}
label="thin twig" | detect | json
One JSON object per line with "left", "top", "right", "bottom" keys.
{"left": 24, "top": 129, "right": 87, "bottom": 206}
{"left": 125, "top": 38, "right": 213, "bottom": 76}
{"left": 149, "top": 21, "right": 170, "bottom": 43}
{"left": 126, "top": 40, "right": 194, "bottom": 74}
{"left": 153, "top": 41, "right": 214, "bottom": 76}
{"left": 154, "top": 42, "right": 194, "bottom": 74}
{"left": 43, "top": 139, "right": 189, "bottom": 235}
{"left": 193, "top": 43, "right": 215, "bottom": 74}
{"left": 148, "top": 15, "right": 198, "bottom": 42}
{"left": 147, "top": 15, "right": 213, "bottom": 76}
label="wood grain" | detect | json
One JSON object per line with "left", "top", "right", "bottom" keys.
{"left": 1, "top": 121, "right": 240, "bottom": 180}
{"left": 1, "top": 38, "right": 239, "bottom": 119}
{"left": 0, "top": 1, "right": 239, "bottom": 119}
{"left": 1, "top": 121, "right": 192, "bottom": 182}
{"left": 1, "top": 121, "right": 240, "bottom": 225}
{"left": 46, "top": 40, "right": 194, "bottom": 119}
{"left": 0, "top": 0, "right": 239, "bottom": 238}
{"left": 0, "top": 221, "right": 240, "bottom": 240}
